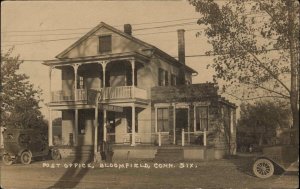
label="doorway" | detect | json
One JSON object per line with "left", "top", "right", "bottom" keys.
{"left": 175, "top": 108, "right": 189, "bottom": 145}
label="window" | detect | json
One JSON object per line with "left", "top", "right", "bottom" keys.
{"left": 158, "top": 68, "right": 164, "bottom": 86}
{"left": 99, "top": 35, "right": 112, "bottom": 53}
{"left": 195, "top": 106, "right": 208, "bottom": 131}
{"left": 157, "top": 108, "right": 169, "bottom": 132}
{"left": 171, "top": 74, "right": 177, "bottom": 86}
{"left": 165, "top": 71, "right": 169, "bottom": 86}
{"left": 158, "top": 68, "right": 170, "bottom": 86}
{"left": 77, "top": 76, "right": 85, "bottom": 89}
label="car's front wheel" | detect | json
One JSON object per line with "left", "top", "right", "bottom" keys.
{"left": 20, "top": 151, "right": 32, "bottom": 165}
{"left": 253, "top": 158, "right": 274, "bottom": 178}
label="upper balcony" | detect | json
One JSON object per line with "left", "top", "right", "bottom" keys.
{"left": 50, "top": 86, "right": 148, "bottom": 104}
{"left": 48, "top": 54, "right": 150, "bottom": 106}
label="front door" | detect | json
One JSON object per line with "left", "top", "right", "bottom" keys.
{"left": 175, "top": 108, "right": 188, "bottom": 145}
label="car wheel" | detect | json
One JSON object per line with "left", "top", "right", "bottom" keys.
{"left": 253, "top": 158, "right": 274, "bottom": 178}
{"left": 20, "top": 151, "right": 32, "bottom": 165}
{"left": 51, "top": 149, "right": 61, "bottom": 160}
{"left": 2, "top": 154, "right": 13, "bottom": 165}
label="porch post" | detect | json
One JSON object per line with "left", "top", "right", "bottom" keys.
{"left": 103, "top": 110, "right": 107, "bottom": 142}
{"left": 173, "top": 104, "right": 176, "bottom": 144}
{"left": 73, "top": 64, "right": 79, "bottom": 101}
{"left": 48, "top": 109, "right": 53, "bottom": 146}
{"left": 155, "top": 107, "right": 158, "bottom": 133}
{"left": 181, "top": 128, "right": 185, "bottom": 146}
{"left": 75, "top": 109, "right": 78, "bottom": 146}
{"left": 49, "top": 67, "right": 53, "bottom": 102}
{"left": 193, "top": 105, "right": 196, "bottom": 132}
{"left": 188, "top": 106, "right": 190, "bottom": 144}
{"left": 94, "top": 107, "right": 98, "bottom": 157}
{"left": 131, "top": 104, "right": 136, "bottom": 146}
{"left": 158, "top": 131, "right": 161, "bottom": 147}
{"left": 101, "top": 61, "right": 107, "bottom": 100}
{"left": 130, "top": 59, "right": 135, "bottom": 98}
{"left": 203, "top": 129, "right": 207, "bottom": 146}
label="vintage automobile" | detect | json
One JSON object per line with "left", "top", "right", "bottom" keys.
{"left": 252, "top": 145, "right": 299, "bottom": 178}
{"left": 2, "top": 128, "right": 61, "bottom": 165}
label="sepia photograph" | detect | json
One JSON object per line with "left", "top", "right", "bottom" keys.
{"left": 0, "top": 0, "right": 299, "bottom": 188}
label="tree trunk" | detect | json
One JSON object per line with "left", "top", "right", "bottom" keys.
{"left": 287, "top": 0, "right": 299, "bottom": 145}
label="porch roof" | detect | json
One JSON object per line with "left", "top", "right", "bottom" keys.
{"left": 42, "top": 51, "right": 150, "bottom": 66}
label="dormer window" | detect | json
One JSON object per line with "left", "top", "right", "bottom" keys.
{"left": 99, "top": 35, "right": 112, "bottom": 53}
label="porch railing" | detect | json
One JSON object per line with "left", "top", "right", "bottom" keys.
{"left": 105, "top": 132, "right": 159, "bottom": 145}
{"left": 104, "top": 131, "right": 207, "bottom": 147}
{"left": 182, "top": 130, "right": 207, "bottom": 146}
{"left": 103, "top": 86, "right": 147, "bottom": 100}
{"left": 104, "top": 86, "right": 132, "bottom": 99}
{"left": 51, "top": 86, "right": 147, "bottom": 103}
{"left": 51, "top": 89, "right": 87, "bottom": 103}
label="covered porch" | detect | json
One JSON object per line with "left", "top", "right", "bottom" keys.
{"left": 46, "top": 52, "right": 149, "bottom": 105}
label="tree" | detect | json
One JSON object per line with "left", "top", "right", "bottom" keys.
{"left": 238, "top": 100, "right": 292, "bottom": 147}
{"left": 0, "top": 49, "right": 47, "bottom": 130}
{"left": 188, "top": 0, "right": 299, "bottom": 144}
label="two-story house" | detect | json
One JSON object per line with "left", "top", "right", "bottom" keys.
{"left": 44, "top": 22, "right": 237, "bottom": 161}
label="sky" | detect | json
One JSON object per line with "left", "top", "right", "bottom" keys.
{"left": 1, "top": 0, "right": 220, "bottom": 119}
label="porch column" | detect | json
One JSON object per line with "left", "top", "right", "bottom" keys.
{"left": 193, "top": 105, "right": 196, "bottom": 132}
{"left": 75, "top": 109, "right": 78, "bottom": 146}
{"left": 73, "top": 64, "right": 79, "bottom": 101}
{"left": 103, "top": 110, "right": 107, "bottom": 142}
{"left": 49, "top": 67, "right": 53, "bottom": 102}
{"left": 130, "top": 59, "right": 135, "bottom": 98}
{"left": 131, "top": 104, "right": 136, "bottom": 146}
{"left": 155, "top": 107, "right": 158, "bottom": 132}
{"left": 188, "top": 106, "right": 190, "bottom": 144}
{"left": 173, "top": 104, "right": 176, "bottom": 144}
{"left": 94, "top": 107, "right": 98, "bottom": 156}
{"left": 101, "top": 61, "right": 107, "bottom": 100}
{"left": 48, "top": 109, "right": 53, "bottom": 146}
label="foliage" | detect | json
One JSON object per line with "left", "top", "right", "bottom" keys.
{"left": 237, "top": 100, "right": 291, "bottom": 145}
{"left": 1, "top": 49, "right": 47, "bottom": 130}
{"left": 188, "top": 0, "right": 299, "bottom": 143}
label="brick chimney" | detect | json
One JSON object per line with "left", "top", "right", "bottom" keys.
{"left": 177, "top": 29, "right": 185, "bottom": 65}
{"left": 124, "top": 24, "right": 132, "bottom": 35}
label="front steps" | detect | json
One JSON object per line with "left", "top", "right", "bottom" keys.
{"left": 154, "top": 147, "right": 184, "bottom": 162}
{"left": 66, "top": 145, "right": 94, "bottom": 162}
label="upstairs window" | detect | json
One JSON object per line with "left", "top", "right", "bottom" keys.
{"left": 165, "top": 71, "right": 169, "bottom": 86}
{"left": 171, "top": 74, "right": 177, "bottom": 86}
{"left": 158, "top": 68, "right": 164, "bottom": 86}
{"left": 99, "top": 35, "right": 112, "bottom": 53}
{"left": 77, "top": 76, "right": 85, "bottom": 89}
{"left": 158, "top": 68, "right": 169, "bottom": 86}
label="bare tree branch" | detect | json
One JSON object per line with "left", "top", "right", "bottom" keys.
{"left": 236, "top": 38, "right": 291, "bottom": 94}
{"left": 242, "top": 81, "right": 290, "bottom": 99}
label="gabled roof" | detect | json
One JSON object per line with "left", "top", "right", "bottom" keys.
{"left": 56, "top": 22, "right": 153, "bottom": 59}
{"left": 55, "top": 22, "right": 197, "bottom": 73}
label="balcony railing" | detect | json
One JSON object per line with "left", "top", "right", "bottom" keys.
{"left": 50, "top": 86, "right": 147, "bottom": 103}
{"left": 104, "top": 86, "right": 132, "bottom": 99}
{"left": 51, "top": 89, "right": 87, "bottom": 103}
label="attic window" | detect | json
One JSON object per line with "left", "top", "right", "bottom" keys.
{"left": 99, "top": 35, "right": 112, "bottom": 53}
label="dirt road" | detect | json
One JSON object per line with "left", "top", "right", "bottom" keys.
{"left": 0, "top": 157, "right": 298, "bottom": 189}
